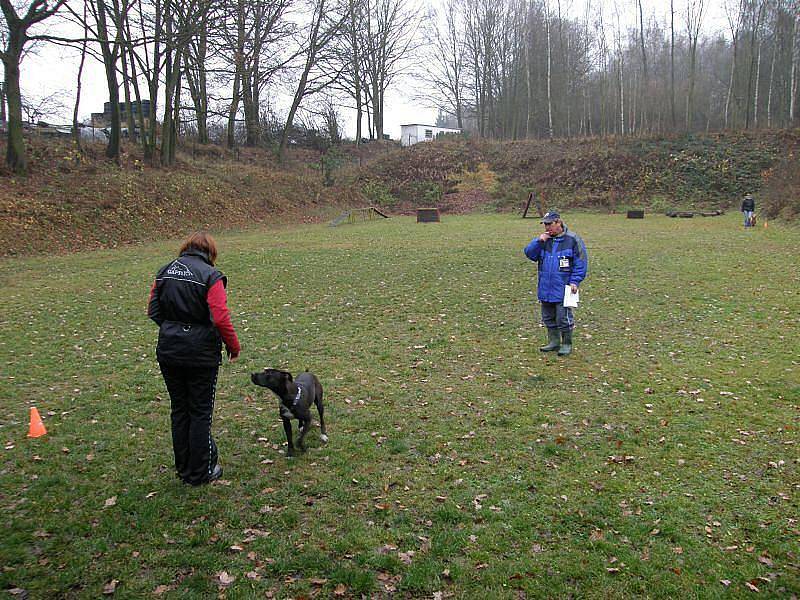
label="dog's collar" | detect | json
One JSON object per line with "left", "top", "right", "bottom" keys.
{"left": 292, "top": 384, "right": 302, "bottom": 407}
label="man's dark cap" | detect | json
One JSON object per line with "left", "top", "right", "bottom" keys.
{"left": 541, "top": 211, "right": 561, "bottom": 224}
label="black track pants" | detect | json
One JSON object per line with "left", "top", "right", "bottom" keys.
{"left": 159, "top": 363, "right": 219, "bottom": 485}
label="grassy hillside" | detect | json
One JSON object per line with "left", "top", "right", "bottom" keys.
{"left": 356, "top": 130, "right": 800, "bottom": 217}
{"left": 0, "top": 139, "right": 358, "bottom": 257}
{"left": 1, "top": 130, "right": 797, "bottom": 257}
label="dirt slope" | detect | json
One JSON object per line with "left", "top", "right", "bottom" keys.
{"left": 1, "top": 130, "right": 797, "bottom": 257}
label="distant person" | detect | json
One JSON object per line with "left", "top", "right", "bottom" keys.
{"left": 741, "top": 193, "right": 756, "bottom": 227}
{"left": 524, "top": 211, "right": 588, "bottom": 356}
{"left": 148, "top": 232, "right": 241, "bottom": 485}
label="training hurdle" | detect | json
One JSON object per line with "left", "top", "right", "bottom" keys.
{"left": 329, "top": 206, "right": 390, "bottom": 227}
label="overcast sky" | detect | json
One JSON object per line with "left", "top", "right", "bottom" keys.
{"left": 13, "top": 0, "right": 730, "bottom": 139}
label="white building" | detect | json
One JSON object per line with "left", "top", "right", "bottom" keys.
{"left": 400, "top": 124, "right": 461, "bottom": 147}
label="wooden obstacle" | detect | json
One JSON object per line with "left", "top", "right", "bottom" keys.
{"left": 522, "top": 191, "right": 543, "bottom": 219}
{"left": 329, "top": 206, "right": 390, "bottom": 227}
{"left": 627, "top": 209, "right": 645, "bottom": 219}
{"left": 666, "top": 209, "right": 725, "bottom": 218}
{"left": 417, "top": 208, "right": 440, "bottom": 223}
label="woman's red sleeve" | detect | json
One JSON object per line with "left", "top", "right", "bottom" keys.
{"left": 207, "top": 279, "right": 241, "bottom": 355}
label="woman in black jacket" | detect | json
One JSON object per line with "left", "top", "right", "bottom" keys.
{"left": 148, "top": 232, "right": 241, "bottom": 485}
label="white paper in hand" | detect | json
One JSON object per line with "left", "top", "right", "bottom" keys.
{"left": 563, "top": 285, "right": 579, "bottom": 308}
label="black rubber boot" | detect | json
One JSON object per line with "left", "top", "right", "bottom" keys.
{"left": 539, "top": 328, "right": 561, "bottom": 352}
{"left": 558, "top": 330, "right": 573, "bottom": 356}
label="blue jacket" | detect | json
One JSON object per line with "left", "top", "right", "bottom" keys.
{"left": 524, "top": 226, "right": 588, "bottom": 303}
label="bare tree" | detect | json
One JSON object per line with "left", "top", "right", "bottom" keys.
{"left": 637, "top": 0, "right": 648, "bottom": 131}
{"left": 724, "top": 0, "right": 744, "bottom": 128}
{"left": 670, "top": 0, "right": 676, "bottom": 128}
{"left": 415, "top": 0, "right": 466, "bottom": 129}
{"left": 362, "top": 0, "right": 419, "bottom": 139}
{"left": 791, "top": 0, "right": 799, "bottom": 122}
{"left": 1, "top": 0, "right": 67, "bottom": 173}
{"left": 0, "top": 81, "right": 6, "bottom": 124}
{"left": 72, "top": 0, "right": 89, "bottom": 151}
{"left": 685, "top": 0, "right": 705, "bottom": 130}
{"left": 278, "top": 0, "right": 345, "bottom": 158}
{"left": 544, "top": 0, "right": 553, "bottom": 137}
{"left": 743, "top": 0, "right": 766, "bottom": 128}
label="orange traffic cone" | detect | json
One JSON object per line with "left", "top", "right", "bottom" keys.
{"left": 28, "top": 407, "right": 47, "bottom": 438}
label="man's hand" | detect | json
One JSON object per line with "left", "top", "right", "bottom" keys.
{"left": 227, "top": 349, "right": 240, "bottom": 362}
{"left": 538, "top": 233, "right": 551, "bottom": 243}
{"left": 570, "top": 283, "right": 578, "bottom": 294}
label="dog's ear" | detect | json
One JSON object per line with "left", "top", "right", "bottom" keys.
{"left": 284, "top": 371, "right": 293, "bottom": 382}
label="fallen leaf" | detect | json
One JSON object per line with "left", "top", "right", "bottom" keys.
{"left": 757, "top": 555, "right": 773, "bottom": 567}
{"left": 104, "top": 496, "right": 117, "bottom": 508}
{"left": 744, "top": 581, "right": 759, "bottom": 592}
{"left": 217, "top": 571, "right": 235, "bottom": 586}
{"left": 153, "top": 584, "right": 175, "bottom": 595}
{"left": 333, "top": 583, "right": 347, "bottom": 596}
{"left": 102, "top": 579, "right": 119, "bottom": 595}
{"left": 720, "top": 579, "right": 731, "bottom": 587}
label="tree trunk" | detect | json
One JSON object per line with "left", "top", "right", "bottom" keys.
{"left": 120, "top": 42, "right": 137, "bottom": 141}
{"left": 161, "top": 44, "right": 182, "bottom": 166}
{"left": 766, "top": 38, "right": 776, "bottom": 127}
{"left": 97, "top": 0, "right": 121, "bottom": 163}
{"left": 3, "top": 53, "right": 27, "bottom": 174}
{"left": 73, "top": 12, "right": 89, "bottom": 153}
{"left": 670, "top": 0, "right": 676, "bottom": 129}
{"left": 619, "top": 52, "right": 625, "bottom": 135}
{"left": 524, "top": 9, "right": 531, "bottom": 138}
{"left": 145, "top": 0, "right": 161, "bottom": 162}
{"left": 545, "top": 1, "right": 553, "bottom": 138}
{"left": 790, "top": 9, "right": 798, "bottom": 123}
{"left": 227, "top": 70, "right": 241, "bottom": 149}
{"left": 227, "top": 0, "right": 245, "bottom": 149}
{"left": 754, "top": 37, "right": 762, "bottom": 127}
{"left": 637, "top": 0, "right": 648, "bottom": 132}
{"left": 745, "top": 1, "right": 765, "bottom": 129}
{"left": 725, "top": 29, "right": 738, "bottom": 128}
{"left": 124, "top": 16, "right": 149, "bottom": 155}
{"left": 170, "top": 69, "right": 180, "bottom": 164}
{"left": 0, "top": 82, "right": 6, "bottom": 125}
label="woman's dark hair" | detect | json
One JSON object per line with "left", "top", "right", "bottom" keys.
{"left": 179, "top": 232, "right": 218, "bottom": 265}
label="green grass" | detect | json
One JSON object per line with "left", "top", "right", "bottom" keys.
{"left": 1, "top": 213, "right": 798, "bottom": 598}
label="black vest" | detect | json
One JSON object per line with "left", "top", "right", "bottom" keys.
{"left": 153, "top": 251, "right": 226, "bottom": 366}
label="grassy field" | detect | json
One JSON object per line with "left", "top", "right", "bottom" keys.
{"left": 1, "top": 213, "right": 798, "bottom": 598}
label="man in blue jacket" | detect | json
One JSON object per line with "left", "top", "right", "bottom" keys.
{"left": 524, "top": 211, "right": 588, "bottom": 356}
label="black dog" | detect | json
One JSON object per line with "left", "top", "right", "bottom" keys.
{"left": 250, "top": 369, "right": 327, "bottom": 456}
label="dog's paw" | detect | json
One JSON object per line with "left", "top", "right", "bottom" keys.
{"left": 320, "top": 434, "right": 329, "bottom": 444}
